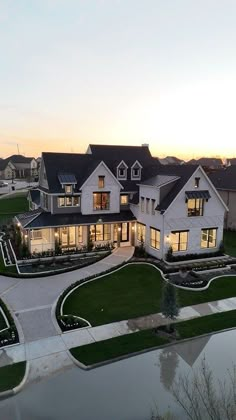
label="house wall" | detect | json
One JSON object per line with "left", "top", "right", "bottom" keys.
{"left": 81, "top": 162, "right": 121, "bottom": 215}
{"left": 132, "top": 167, "right": 226, "bottom": 259}
{"left": 163, "top": 167, "right": 226, "bottom": 256}
{"left": 218, "top": 190, "right": 236, "bottom": 230}
{"left": 39, "top": 158, "right": 49, "bottom": 190}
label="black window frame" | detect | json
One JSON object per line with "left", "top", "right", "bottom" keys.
{"left": 187, "top": 198, "right": 204, "bottom": 217}
{"left": 93, "top": 192, "right": 110, "bottom": 210}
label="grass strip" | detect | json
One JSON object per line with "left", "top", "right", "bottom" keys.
{"left": 0, "top": 362, "right": 26, "bottom": 392}
{"left": 70, "top": 329, "right": 170, "bottom": 365}
{"left": 175, "top": 309, "right": 236, "bottom": 339}
{"left": 70, "top": 310, "right": 236, "bottom": 366}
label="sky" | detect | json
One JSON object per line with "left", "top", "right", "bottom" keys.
{"left": 1, "top": 0, "right": 236, "bottom": 160}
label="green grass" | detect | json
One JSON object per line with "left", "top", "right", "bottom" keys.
{"left": 70, "top": 311, "right": 236, "bottom": 366}
{"left": 63, "top": 264, "right": 236, "bottom": 326}
{"left": 224, "top": 230, "right": 236, "bottom": 257}
{"left": 0, "top": 195, "right": 28, "bottom": 226}
{"left": 0, "top": 362, "right": 26, "bottom": 392}
{"left": 176, "top": 310, "right": 236, "bottom": 338}
{"left": 70, "top": 330, "right": 169, "bottom": 365}
{"left": 0, "top": 253, "right": 17, "bottom": 275}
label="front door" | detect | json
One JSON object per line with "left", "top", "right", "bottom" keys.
{"left": 60, "top": 226, "right": 76, "bottom": 247}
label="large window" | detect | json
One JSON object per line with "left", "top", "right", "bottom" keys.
{"left": 93, "top": 192, "right": 110, "bottom": 210}
{"left": 187, "top": 199, "right": 204, "bottom": 216}
{"left": 201, "top": 228, "right": 217, "bottom": 248}
{"left": 150, "top": 228, "right": 160, "bottom": 249}
{"left": 58, "top": 196, "right": 80, "bottom": 207}
{"left": 30, "top": 230, "right": 42, "bottom": 240}
{"left": 137, "top": 223, "right": 146, "bottom": 242}
{"left": 90, "top": 224, "right": 111, "bottom": 241}
{"left": 65, "top": 185, "right": 72, "bottom": 194}
{"left": 171, "top": 231, "right": 188, "bottom": 252}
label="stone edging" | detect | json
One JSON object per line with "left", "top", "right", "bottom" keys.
{"left": 0, "top": 360, "right": 29, "bottom": 399}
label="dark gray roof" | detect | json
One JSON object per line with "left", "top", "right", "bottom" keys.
{"left": 228, "top": 158, "right": 236, "bottom": 165}
{"left": 89, "top": 144, "right": 153, "bottom": 164}
{"left": 5, "top": 154, "right": 35, "bottom": 164}
{"left": 16, "top": 210, "right": 136, "bottom": 229}
{"left": 155, "top": 165, "right": 199, "bottom": 211}
{"left": 210, "top": 166, "right": 236, "bottom": 191}
{"left": 28, "top": 189, "right": 40, "bottom": 205}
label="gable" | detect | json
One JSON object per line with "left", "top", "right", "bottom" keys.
{"left": 80, "top": 161, "right": 123, "bottom": 190}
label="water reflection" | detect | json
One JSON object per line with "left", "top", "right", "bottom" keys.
{"left": 1, "top": 330, "right": 236, "bottom": 420}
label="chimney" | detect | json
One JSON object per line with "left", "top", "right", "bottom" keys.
{"left": 141, "top": 143, "right": 149, "bottom": 148}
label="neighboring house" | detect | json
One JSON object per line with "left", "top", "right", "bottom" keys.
{"left": 226, "top": 158, "right": 236, "bottom": 166}
{"left": 156, "top": 156, "right": 185, "bottom": 165}
{"left": 15, "top": 144, "right": 227, "bottom": 257}
{"left": 0, "top": 160, "right": 16, "bottom": 180}
{"left": 210, "top": 166, "right": 236, "bottom": 230}
{"left": 3, "top": 155, "right": 38, "bottom": 179}
{"left": 187, "top": 158, "right": 223, "bottom": 172}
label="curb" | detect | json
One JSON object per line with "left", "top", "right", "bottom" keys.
{"left": 0, "top": 360, "right": 29, "bottom": 399}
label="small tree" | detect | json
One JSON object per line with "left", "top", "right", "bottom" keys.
{"left": 161, "top": 282, "right": 179, "bottom": 331}
{"left": 87, "top": 234, "right": 94, "bottom": 252}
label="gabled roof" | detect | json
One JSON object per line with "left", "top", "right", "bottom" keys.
{"left": 154, "top": 165, "right": 199, "bottom": 211}
{"left": 5, "top": 155, "right": 35, "bottom": 164}
{"left": 210, "top": 166, "right": 236, "bottom": 191}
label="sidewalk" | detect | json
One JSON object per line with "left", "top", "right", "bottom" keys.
{"left": 1, "top": 296, "right": 236, "bottom": 385}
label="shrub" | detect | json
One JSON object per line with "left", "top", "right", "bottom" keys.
{"left": 165, "top": 246, "right": 173, "bottom": 262}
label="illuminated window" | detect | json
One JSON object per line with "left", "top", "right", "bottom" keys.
{"left": 150, "top": 228, "right": 160, "bottom": 249}
{"left": 187, "top": 199, "right": 204, "bottom": 216}
{"left": 93, "top": 193, "right": 110, "bottom": 210}
{"left": 201, "top": 228, "right": 217, "bottom": 248}
{"left": 137, "top": 223, "right": 146, "bottom": 242}
{"left": 31, "top": 230, "right": 42, "bottom": 240}
{"left": 90, "top": 224, "right": 111, "bottom": 241}
{"left": 65, "top": 185, "right": 72, "bottom": 194}
{"left": 171, "top": 231, "right": 188, "bottom": 252}
{"left": 98, "top": 176, "right": 105, "bottom": 188}
{"left": 120, "top": 195, "right": 128, "bottom": 205}
{"left": 58, "top": 196, "right": 80, "bottom": 207}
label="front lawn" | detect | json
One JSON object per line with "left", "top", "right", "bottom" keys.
{"left": 62, "top": 264, "right": 236, "bottom": 326}
{"left": 0, "top": 362, "right": 26, "bottom": 392}
{"left": 0, "top": 194, "right": 28, "bottom": 226}
{"left": 0, "top": 253, "right": 17, "bottom": 275}
{"left": 224, "top": 230, "right": 236, "bottom": 257}
{"left": 71, "top": 310, "right": 236, "bottom": 366}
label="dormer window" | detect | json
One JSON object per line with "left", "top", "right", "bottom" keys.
{"left": 117, "top": 160, "right": 128, "bottom": 180}
{"left": 65, "top": 185, "right": 72, "bottom": 194}
{"left": 131, "top": 160, "right": 142, "bottom": 180}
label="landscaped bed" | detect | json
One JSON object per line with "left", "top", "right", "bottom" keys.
{"left": 70, "top": 310, "right": 236, "bottom": 366}
{"left": 61, "top": 263, "right": 236, "bottom": 327}
{"left": 0, "top": 297, "right": 19, "bottom": 347}
{"left": 0, "top": 362, "right": 26, "bottom": 392}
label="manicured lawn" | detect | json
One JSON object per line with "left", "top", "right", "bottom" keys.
{"left": 70, "top": 310, "right": 236, "bottom": 366}
{"left": 63, "top": 264, "right": 236, "bottom": 326}
{"left": 0, "top": 362, "right": 26, "bottom": 392}
{"left": 70, "top": 330, "right": 169, "bottom": 366}
{"left": 224, "top": 230, "right": 236, "bottom": 257}
{"left": 0, "top": 195, "right": 28, "bottom": 226}
{"left": 0, "top": 253, "right": 17, "bottom": 275}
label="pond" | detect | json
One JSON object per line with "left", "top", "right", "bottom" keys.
{"left": 1, "top": 329, "right": 236, "bottom": 419}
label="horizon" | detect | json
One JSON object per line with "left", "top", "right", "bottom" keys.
{"left": 1, "top": 1, "right": 236, "bottom": 159}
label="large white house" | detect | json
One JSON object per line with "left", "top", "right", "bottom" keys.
{"left": 15, "top": 144, "right": 228, "bottom": 259}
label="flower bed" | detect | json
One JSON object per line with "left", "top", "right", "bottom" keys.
{"left": 58, "top": 314, "right": 89, "bottom": 331}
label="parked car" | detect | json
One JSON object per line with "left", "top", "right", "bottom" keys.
{"left": 0, "top": 181, "right": 8, "bottom": 187}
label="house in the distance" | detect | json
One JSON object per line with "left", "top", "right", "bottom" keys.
{"left": 156, "top": 156, "right": 185, "bottom": 165}
{"left": 0, "top": 155, "right": 38, "bottom": 180}
{"left": 15, "top": 144, "right": 227, "bottom": 258}
{"left": 187, "top": 157, "right": 223, "bottom": 173}
{"left": 210, "top": 166, "right": 236, "bottom": 230}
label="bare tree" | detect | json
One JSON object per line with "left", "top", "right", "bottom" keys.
{"left": 152, "top": 357, "right": 236, "bottom": 420}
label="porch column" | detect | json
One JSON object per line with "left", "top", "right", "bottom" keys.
{"left": 117, "top": 224, "right": 121, "bottom": 247}
{"left": 86, "top": 225, "right": 90, "bottom": 247}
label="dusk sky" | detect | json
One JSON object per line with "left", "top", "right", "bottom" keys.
{"left": 1, "top": 0, "right": 236, "bottom": 159}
